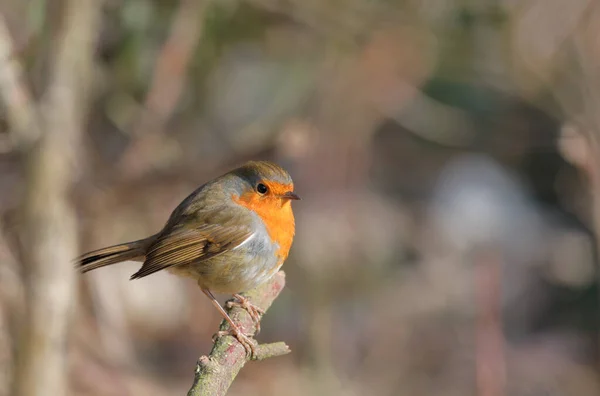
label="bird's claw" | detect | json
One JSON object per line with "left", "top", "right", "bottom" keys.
{"left": 212, "top": 327, "right": 258, "bottom": 358}
{"left": 227, "top": 294, "right": 265, "bottom": 334}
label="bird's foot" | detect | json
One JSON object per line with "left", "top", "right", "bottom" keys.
{"left": 212, "top": 326, "right": 258, "bottom": 358}
{"left": 227, "top": 294, "right": 265, "bottom": 334}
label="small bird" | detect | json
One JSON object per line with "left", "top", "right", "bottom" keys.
{"left": 76, "top": 161, "right": 299, "bottom": 355}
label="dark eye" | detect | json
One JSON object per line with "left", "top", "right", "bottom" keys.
{"left": 256, "top": 183, "right": 268, "bottom": 194}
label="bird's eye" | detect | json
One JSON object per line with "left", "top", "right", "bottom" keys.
{"left": 256, "top": 183, "right": 268, "bottom": 195}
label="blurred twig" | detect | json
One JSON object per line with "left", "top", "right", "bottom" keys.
{"left": 474, "top": 249, "right": 506, "bottom": 396}
{"left": 2, "top": 1, "right": 102, "bottom": 395}
{"left": 242, "top": 0, "right": 390, "bottom": 45}
{"left": 119, "top": 0, "right": 210, "bottom": 179}
{"left": 514, "top": 3, "right": 600, "bottom": 374}
{"left": 566, "top": 5, "right": 600, "bottom": 375}
{"left": 0, "top": 15, "right": 41, "bottom": 149}
{"left": 187, "top": 271, "right": 291, "bottom": 396}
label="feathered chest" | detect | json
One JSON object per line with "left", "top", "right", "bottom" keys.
{"left": 232, "top": 194, "right": 296, "bottom": 261}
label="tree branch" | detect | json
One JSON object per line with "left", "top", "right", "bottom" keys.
{"left": 187, "top": 271, "right": 291, "bottom": 396}
{"left": 0, "top": 15, "right": 41, "bottom": 149}
{"left": 11, "top": 1, "right": 102, "bottom": 395}
{"left": 119, "top": 0, "right": 210, "bottom": 179}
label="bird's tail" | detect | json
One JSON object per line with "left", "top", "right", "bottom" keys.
{"left": 76, "top": 237, "right": 155, "bottom": 273}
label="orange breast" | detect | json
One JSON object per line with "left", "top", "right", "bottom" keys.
{"left": 232, "top": 192, "right": 296, "bottom": 261}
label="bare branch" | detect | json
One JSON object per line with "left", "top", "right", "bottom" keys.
{"left": 120, "top": 0, "right": 210, "bottom": 179}
{"left": 187, "top": 271, "right": 291, "bottom": 396}
{"left": 0, "top": 15, "right": 41, "bottom": 149}
{"left": 12, "top": 1, "right": 102, "bottom": 395}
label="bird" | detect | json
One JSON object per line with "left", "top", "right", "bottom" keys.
{"left": 76, "top": 160, "right": 299, "bottom": 356}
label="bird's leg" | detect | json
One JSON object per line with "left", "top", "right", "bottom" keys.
{"left": 200, "top": 288, "right": 257, "bottom": 357}
{"left": 226, "top": 293, "right": 265, "bottom": 334}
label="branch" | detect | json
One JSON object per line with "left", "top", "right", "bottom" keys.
{"left": 119, "top": 0, "right": 210, "bottom": 179}
{"left": 12, "top": 1, "right": 102, "bottom": 395}
{"left": 0, "top": 15, "right": 41, "bottom": 149}
{"left": 187, "top": 271, "right": 291, "bottom": 396}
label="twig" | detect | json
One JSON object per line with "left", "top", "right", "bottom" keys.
{"left": 134, "top": 0, "right": 209, "bottom": 136}
{"left": 187, "top": 271, "right": 291, "bottom": 396}
{"left": 0, "top": 15, "right": 41, "bottom": 149}
{"left": 570, "top": 9, "right": 600, "bottom": 378}
{"left": 9, "top": 1, "right": 102, "bottom": 395}
{"left": 119, "top": 0, "right": 210, "bottom": 179}
{"left": 474, "top": 249, "right": 505, "bottom": 396}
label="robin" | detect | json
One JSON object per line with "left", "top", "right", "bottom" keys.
{"left": 76, "top": 161, "right": 299, "bottom": 356}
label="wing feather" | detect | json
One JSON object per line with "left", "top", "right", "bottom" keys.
{"left": 130, "top": 224, "right": 252, "bottom": 280}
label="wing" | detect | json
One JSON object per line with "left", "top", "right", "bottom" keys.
{"left": 130, "top": 223, "right": 253, "bottom": 280}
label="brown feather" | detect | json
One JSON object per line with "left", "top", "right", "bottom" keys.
{"left": 76, "top": 237, "right": 153, "bottom": 273}
{"left": 130, "top": 224, "right": 252, "bottom": 280}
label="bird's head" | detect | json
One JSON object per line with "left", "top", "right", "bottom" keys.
{"left": 230, "top": 161, "right": 300, "bottom": 209}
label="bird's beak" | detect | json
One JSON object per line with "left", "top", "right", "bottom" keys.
{"left": 280, "top": 191, "right": 301, "bottom": 200}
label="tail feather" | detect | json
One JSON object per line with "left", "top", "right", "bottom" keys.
{"left": 76, "top": 237, "right": 154, "bottom": 273}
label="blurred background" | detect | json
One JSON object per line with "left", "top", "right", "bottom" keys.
{"left": 1, "top": 0, "right": 600, "bottom": 395}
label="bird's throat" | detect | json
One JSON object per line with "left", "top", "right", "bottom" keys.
{"left": 232, "top": 193, "right": 295, "bottom": 261}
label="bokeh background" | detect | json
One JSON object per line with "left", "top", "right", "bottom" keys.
{"left": 2, "top": 0, "right": 600, "bottom": 395}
